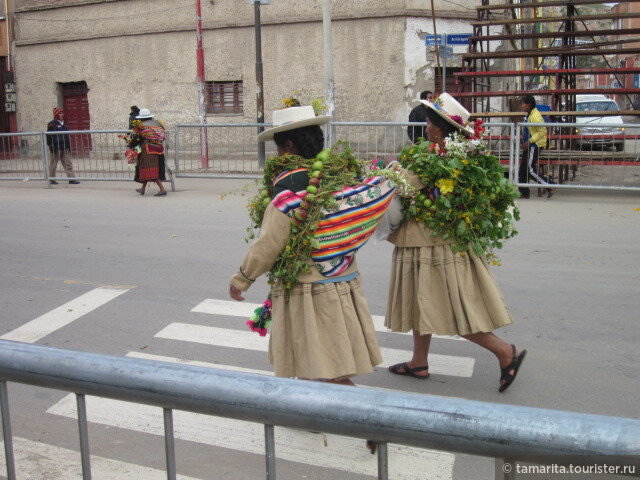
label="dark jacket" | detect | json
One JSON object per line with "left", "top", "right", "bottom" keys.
{"left": 408, "top": 103, "right": 429, "bottom": 143}
{"left": 46, "top": 120, "right": 71, "bottom": 152}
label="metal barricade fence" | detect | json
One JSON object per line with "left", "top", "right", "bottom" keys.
{"left": 332, "top": 121, "right": 515, "bottom": 172}
{"left": 0, "top": 133, "right": 47, "bottom": 181}
{"left": 174, "top": 124, "right": 278, "bottom": 178}
{"left": 45, "top": 130, "right": 175, "bottom": 190}
{"left": 0, "top": 340, "right": 639, "bottom": 480}
{"left": 174, "top": 122, "right": 516, "bottom": 178}
{"left": 514, "top": 122, "right": 640, "bottom": 191}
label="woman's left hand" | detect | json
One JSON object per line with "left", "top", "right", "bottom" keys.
{"left": 229, "top": 283, "right": 245, "bottom": 301}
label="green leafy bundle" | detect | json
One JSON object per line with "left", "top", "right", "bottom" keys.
{"left": 398, "top": 133, "right": 520, "bottom": 258}
{"left": 246, "top": 144, "right": 364, "bottom": 296}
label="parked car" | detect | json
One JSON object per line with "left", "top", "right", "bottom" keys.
{"left": 575, "top": 95, "right": 625, "bottom": 151}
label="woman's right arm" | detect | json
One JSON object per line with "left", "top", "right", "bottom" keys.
{"left": 230, "top": 202, "right": 291, "bottom": 294}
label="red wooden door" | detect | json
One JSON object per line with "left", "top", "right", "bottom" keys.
{"left": 62, "top": 82, "right": 92, "bottom": 153}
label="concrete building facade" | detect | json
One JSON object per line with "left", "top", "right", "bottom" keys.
{"left": 13, "top": 0, "right": 476, "bottom": 132}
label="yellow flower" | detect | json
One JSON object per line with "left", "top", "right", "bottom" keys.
{"left": 409, "top": 149, "right": 415, "bottom": 154}
{"left": 461, "top": 159, "right": 469, "bottom": 165}
{"left": 451, "top": 169, "right": 462, "bottom": 179}
{"left": 492, "top": 260, "right": 501, "bottom": 266}
{"left": 436, "top": 178, "right": 456, "bottom": 195}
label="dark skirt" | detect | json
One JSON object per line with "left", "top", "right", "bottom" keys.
{"left": 135, "top": 154, "right": 166, "bottom": 183}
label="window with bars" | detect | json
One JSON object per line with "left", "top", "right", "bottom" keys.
{"left": 206, "top": 81, "right": 243, "bottom": 114}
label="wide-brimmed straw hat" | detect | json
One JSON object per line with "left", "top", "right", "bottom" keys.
{"left": 421, "top": 93, "right": 474, "bottom": 137}
{"left": 258, "top": 106, "right": 331, "bottom": 142}
{"left": 135, "top": 108, "right": 155, "bottom": 119}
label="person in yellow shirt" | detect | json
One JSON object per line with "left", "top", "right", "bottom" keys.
{"left": 519, "top": 95, "right": 554, "bottom": 198}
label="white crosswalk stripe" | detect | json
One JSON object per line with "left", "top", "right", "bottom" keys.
{"left": 192, "top": 298, "right": 465, "bottom": 341}
{"left": 1, "top": 287, "right": 132, "bottom": 343}
{"left": 48, "top": 392, "right": 454, "bottom": 480}
{"left": 156, "top": 322, "right": 475, "bottom": 377}
{"left": 0, "top": 437, "right": 202, "bottom": 480}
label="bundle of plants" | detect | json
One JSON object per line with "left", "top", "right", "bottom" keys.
{"left": 397, "top": 132, "right": 520, "bottom": 259}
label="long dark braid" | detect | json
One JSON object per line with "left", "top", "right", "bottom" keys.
{"left": 273, "top": 125, "right": 324, "bottom": 159}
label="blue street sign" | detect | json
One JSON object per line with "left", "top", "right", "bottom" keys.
{"left": 634, "top": 74, "right": 640, "bottom": 89}
{"left": 425, "top": 34, "right": 443, "bottom": 46}
{"left": 446, "top": 34, "right": 472, "bottom": 45}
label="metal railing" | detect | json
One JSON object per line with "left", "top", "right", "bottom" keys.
{"left": 514, "top": 122, "right": 640, "bottom": 191}
{"left": 45, "top": 130, "right": 175, "bottom": 191}
{"left": 0, "top": 132, "right": 47, "bottom": 181}
{"left": 2, "top": 123, "right": 640, "bottom": 191}
{"left": 174, "top": 123, "right": 276, "bottom": 178}
{"left": 332, "top": 121, "right": 515, "bottom": 170}
{"left": 0, "top": 340, "right": 639, "bottom": 480}
{"left": 174, "top": 122, "right": 517, "bottom": 179}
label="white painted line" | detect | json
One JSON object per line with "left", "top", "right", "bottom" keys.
{"left": 1, "top": 287, "right": 131, "bottom": 343}
{"left": 156, "top": 323, "right": 474, "bottom": 377}
{"left": 48, "top": 394, "right": 454, "bottom": 480}
{"left": 0, "top": 436, "right": 202, "bottom": 480}
{"left": 192, "top": 298, "right": 464, "bottom": 341}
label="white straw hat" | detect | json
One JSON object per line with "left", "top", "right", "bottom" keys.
{"left": 258, "top": 106, "right": 331, "bottom": 142}
{"left": 421, "top": 93, "right": 474, "bottom": 137}
{"left": 135, "top": 108, "right": 155, "bottom": 119}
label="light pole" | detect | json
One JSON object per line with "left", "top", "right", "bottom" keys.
{"left": 322, "top": 0, "right": 335, "bottom": 117}
{"left": 195, "top": 0, "right": 209, "bottom": 169}
{"left": 252, "top": 0, "right": 270, "bottom": 167}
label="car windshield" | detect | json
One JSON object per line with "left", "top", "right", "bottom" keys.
{"left": 576, "top": 101, "right": 619, "bottom": 112}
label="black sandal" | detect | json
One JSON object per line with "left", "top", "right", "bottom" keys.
{"left": 388, "top": 362, "right": 430, "bottom": 379}
{"left": 135, "top": 188, "right": 145, "bottom": 195}
{"left": 499, "top": 345, "right": 527, "bottom": 392}
{"left": 366, "top": 440, "right": 377, "bottom": 454}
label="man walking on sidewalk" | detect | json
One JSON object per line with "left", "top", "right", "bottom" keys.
{"left": 47, "top": 108, "right": 79, "bottom": 185}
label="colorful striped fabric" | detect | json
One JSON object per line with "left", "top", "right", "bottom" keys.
{"left": 139, "top": 126, "right": 166, "bottom": 145}
{"left": 312, "top": 177, "right": 395, "bottom": 277}
{"left": 271, "top": 171, "right": 396, "bottom": 278}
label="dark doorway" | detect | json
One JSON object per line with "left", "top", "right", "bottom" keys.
{"left": 61, "top": 81, "right": 92, "bottom": 153}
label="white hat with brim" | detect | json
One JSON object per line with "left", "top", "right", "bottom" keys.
{"left": 258, "top": 106, "right": 331, "bottom": 142}
{"left": 135, "top": 108, "right": 155, "bottom": 119}
{"left": 421, "top": 93, "right": 474, "bottom": 137}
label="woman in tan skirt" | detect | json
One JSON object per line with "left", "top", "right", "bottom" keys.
{"left": 229, "top": 105, "right": 393, "bottom": 387}
{"left": 386, "top": 94, "right": 526, "bottom": 392}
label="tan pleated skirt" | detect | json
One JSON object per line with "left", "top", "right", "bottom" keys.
{"left": 385, "top": 246, "right": 514, "bottom": 336}
{"left": 268, "top": 277, "right": 383, "bottom": 380}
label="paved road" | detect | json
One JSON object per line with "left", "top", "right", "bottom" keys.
{"left": 0, "top": 179, "right": 638, "bottom": 480}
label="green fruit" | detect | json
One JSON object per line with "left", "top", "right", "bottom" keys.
{"left": 489, "top": 193, "right": 496, "bottom": 201}
{"left": 260, "top": 189, "right": 269, "bottom": 198}
{"left": 309, "top": 177, "right": 320, "bottom": 187}
{"left": 423, "top": 199, "right": 433, "bottom": 208}
{"left": 311, "top": 170, "right": 323, "bottom": 178}
{"left": 316, "top": 149, "right": 330, "bottom": 162}
{"left": 311, "top": 161, "right": 324, "bottom": 171}
{"left": 429, "top": 205, "right": 437, "bottom": 212}
{"left": 306, "top": 185, "right": 318, "bottom": 194}
{"left": 300, "top": 200, "right": 310, "bottom": 210}
{"left": 294, "top": 209, "right": 308, "bottom": 220}
{"left": 262, "top": 197, "right": 270, "bottom": 206}
{"left": 417, "top": 194, "right": 427, "bottom": 203}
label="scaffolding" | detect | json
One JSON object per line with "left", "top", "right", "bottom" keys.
{"left": 455, "top": 0, "right": 640, "bottom": 119}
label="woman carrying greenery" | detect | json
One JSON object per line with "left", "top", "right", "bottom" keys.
{"left": 385, "top": 93, "right": 527, "bottom": 392}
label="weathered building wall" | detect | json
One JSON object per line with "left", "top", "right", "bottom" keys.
{"left": 14, "top": 0, "right": 477, "bottom": 131}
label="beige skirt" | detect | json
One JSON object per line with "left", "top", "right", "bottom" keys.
{"left": 268, "top": 277, "right": 382, "bottom": 380}
{"left": 385, "top": 246, "right": 514, "bottom": 336}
